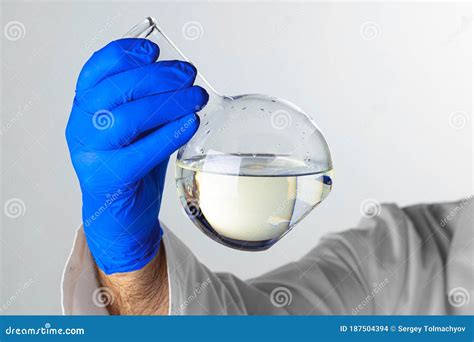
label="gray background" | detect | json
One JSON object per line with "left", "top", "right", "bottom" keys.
{"left": 1, "top": 1, "right": 472, "bottom": 314}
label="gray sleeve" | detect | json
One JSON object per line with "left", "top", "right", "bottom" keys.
{"left": 166, "top": 203, "right": 458, "bottom": 315}
{"left": 64, "top": 201, "right": 467, "bottom": 315}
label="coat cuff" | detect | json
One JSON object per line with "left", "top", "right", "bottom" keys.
{"left": 61, "top": 222, "right": 188, "bottom": 315}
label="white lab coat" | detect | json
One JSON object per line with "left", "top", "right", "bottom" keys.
{"left": 61, "top": 200, "right": 473, "bottom": 315}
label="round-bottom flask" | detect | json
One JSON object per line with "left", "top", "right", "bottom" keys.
{"left": 126, "top": 18, "right": 333, "bottom": 251}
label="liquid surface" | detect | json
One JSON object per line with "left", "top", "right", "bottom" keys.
{"left": 176, "top": 154, "right": 333, "bottom": 251}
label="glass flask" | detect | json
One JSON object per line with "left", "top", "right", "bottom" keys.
{"left": 125, "top": 17, "right": 333, "bottom": 251}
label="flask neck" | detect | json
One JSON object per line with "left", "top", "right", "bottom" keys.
{"left": 124, "top": 17, "right": 222, "bottom": 98}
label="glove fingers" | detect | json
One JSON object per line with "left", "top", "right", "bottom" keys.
{"left": 112, "top": 114, "right": 199, "bottom": 183}
{"left": 112, "top": 86, "right": 208, "bottom": 145}
{"left": 75, "top": 61, "right": 197, "bottom": 113}
{"left": 76, "top": 38, "right": 159, "bottom": 92}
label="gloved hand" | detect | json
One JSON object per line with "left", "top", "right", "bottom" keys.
{"left": 65, "top": 38, "right": 208, "bottom": 274}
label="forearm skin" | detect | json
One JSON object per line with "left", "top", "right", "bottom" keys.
{"left": 96, "top": 241, "right": 169, "bottom": 315}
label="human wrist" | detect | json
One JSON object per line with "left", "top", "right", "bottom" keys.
{"left": 96, "top": 240, "right": 169, "bottom": 315}
{"left": 85, "top": 218, "right": 163, "bottom": 275}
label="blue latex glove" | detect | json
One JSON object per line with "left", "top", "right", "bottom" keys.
{"left": 66, "top": 38, "right": 208, "bottom": 274}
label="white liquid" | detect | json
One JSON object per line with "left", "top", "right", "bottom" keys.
{"left": 176, "top": 154, "right": 332, "bottom": 250}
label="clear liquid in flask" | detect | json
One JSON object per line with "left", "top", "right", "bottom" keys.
{"left": 176, "top": 154, "right": 333, "bottom": 251}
